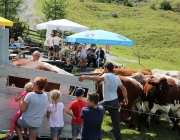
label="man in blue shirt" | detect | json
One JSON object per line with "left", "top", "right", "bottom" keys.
{"left": 9, "top": 38, "right": 19, "bottom": 54}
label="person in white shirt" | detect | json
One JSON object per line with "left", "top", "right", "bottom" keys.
{"left": 47, "top": 33, "right": 54, "bottom": 60}
{"left": 47, "top": 90, "right": 64, "bottom": 140}
{"left": 77, "top": 44, "right": 87, "bottom": 68}
{"left": 53, "top": 33, "right": 61, "bottom": 60}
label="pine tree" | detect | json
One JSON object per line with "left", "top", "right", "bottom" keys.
{"left": 0, "top": 0, "right": 26, "bottom": 38}
{"left": 0, "top": 0, "right": 25, "bottom": 20}
{"left": 43, "top": 0, "right": 67, "bottom": 21}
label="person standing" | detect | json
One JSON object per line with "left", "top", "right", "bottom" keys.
{"left": 15, "top": 77, "right": 49, "bottom": 140}
{"left": 79, "top": 62, "right": 128, "bottom": 140}
{"left": 80, "top": 92, "right": 105, "bottom": 140}
{"left": 53, "top": 33, "right": 61, "bottom": 60}
{"left": 47, "top": 33, "right": 54, "bottom": 60}
{"left": 65, "top": 88, "right": 86, "bottom": 140}
{"left": 47, "top": 90, "right": 64, "bottom": 140}
{"left": 105, "top": 44, "right": 110, "bottom": 54}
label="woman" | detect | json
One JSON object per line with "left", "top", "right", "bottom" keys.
{"left": 17, "top": 36, "right": 25, "bottom": 47}
{"left": 15, "top": 77, "right": 49, "bottom": 140}
{"left": 76, "top": 44, "right": 87, "bottom": 68}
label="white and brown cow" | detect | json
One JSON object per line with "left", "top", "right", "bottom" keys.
{"left": 152, "top": 69, "right": 180, "bottom": 79}
{"left": 136, "top": 75, "right": 180, "bottom": 135}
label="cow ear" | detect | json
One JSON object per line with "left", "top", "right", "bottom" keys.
{"left": 148, "top": 76, "right": 159, "bottom": 85}
{"left": 160, "top": 77, "right": 174, "bottom": 87}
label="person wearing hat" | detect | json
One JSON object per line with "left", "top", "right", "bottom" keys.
{"left": 65, "top": 88, "right": 86, "bottom": 140}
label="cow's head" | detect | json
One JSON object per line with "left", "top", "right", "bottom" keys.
{"left": 143, "top": 76, "right": 173, "bottom": 108}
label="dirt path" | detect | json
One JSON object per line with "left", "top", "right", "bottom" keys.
{"left": 19, "top": 0, "right": 41, "bottom": 29}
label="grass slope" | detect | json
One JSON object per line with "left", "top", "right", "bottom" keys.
{"left": 34, "top": 0, "right": 180, "bottom": 70}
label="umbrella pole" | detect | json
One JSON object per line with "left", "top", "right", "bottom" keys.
{"left": 62, "top": 31, "right": 64, "bottom": 48}
{"left": 98, "top": 45, "right": 100, "bottom": 68}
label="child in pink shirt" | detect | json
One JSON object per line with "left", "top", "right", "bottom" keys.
{"left": 4, "top": 82, "right": 33, "bottom": 140}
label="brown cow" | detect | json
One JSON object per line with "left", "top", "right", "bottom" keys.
{"left": 97, "top": 75, "right": 143, "bottom": 127}
{"left": 136, "top": 76, "right": 180, "bottom": 135}
{"left": 99, "top": 68, "right": 152, "bottom": 76}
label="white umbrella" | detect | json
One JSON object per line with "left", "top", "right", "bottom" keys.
{"left": 36, "top": 19, "right": 89, "bottom": 46}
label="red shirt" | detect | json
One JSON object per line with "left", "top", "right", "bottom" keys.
{"left": 68, "top": 99, "right": 86, "bottom": 124}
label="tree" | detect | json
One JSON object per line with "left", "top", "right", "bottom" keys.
{"left": 0, "top": 0, "right": 25, "bottom": 20}
{"left": 43, "top": 0, "right": 67, "bottom": 21}
{"left": 0, "top": 0, "right": 27, "bottom": 38}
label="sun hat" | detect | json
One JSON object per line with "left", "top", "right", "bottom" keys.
{"left": 75, "top": 88, "right": 85, "bottom": 96}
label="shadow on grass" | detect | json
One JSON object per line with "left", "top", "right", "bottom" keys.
{"left": 102, "top": 113, "right": 180, "bottom": 140}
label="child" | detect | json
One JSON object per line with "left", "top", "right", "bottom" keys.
{"left": 80, "top": 92, "right": 105, "bottom": 140}
{"left": 65, "top": 88, "right": 86, "bottom": 140}
{"left": 4, "top": 82, "right": 33, "bottom": 140}
{"left": 47, "top": 90, "right": 64, "bottom": 140}
{"left": 64, "top": 58, "right": 74, "bottom": 74}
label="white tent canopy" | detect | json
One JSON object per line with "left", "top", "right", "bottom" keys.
{"left": 36, "top": 19, "right": 89, "bottom": 46}
{"left": 36, "top": 19, "right": 89, "bottom": 32}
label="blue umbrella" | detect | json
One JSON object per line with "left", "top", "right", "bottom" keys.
{"left": 66, "top": 29, "right": 134, "bottom": 46}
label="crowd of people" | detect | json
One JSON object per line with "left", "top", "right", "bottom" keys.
{"left": 3, "top": 62, "right": 128, "bottom": 140}
{"left": 46, "top": 32, "right": 109, "bottom": 69}
{"left": 9, "top": 34, "right": 32, "bottom": 55}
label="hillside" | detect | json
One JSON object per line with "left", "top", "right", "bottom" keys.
{"left": 33, "top": 0, "right": 180, "bottom": 70}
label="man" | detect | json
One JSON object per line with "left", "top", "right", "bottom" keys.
{"left": 9, "top": 38, "right": 19, "bottom": 54}
{"left": 53, "top": 33, "right": 61, "bottom": 60}
{"left": 32, "top": 51, "right": 41, "bottom": 61}
{"left": 47, "top": 33, "right": 54, "bottom": 60}
{"left": 79, "top": 62, "right": 128, "bottom": 140}
{"left": 87, "top": 45, "right": 96, "bottom": 67}
{"left": 96, "top": 47, "right": 105, "bottom": 68}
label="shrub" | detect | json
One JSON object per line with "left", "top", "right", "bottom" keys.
{"left": 150, "top": 4, "right": 156, "bottom": 10}
{"left": 123, "top": 0, "right": 133, "bottom": 7}
{"left": 173, "top": 2, "right": 180, "bottom": 12}
{"left": 160, "top": 1, "right": 172, "bottom": 10}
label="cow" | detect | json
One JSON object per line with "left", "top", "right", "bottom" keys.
{"left": 96, "top": 75, "right": 143, "bottom": 127}
{"left": 152, "top": 69, "right": 180, "bottom": 79}
{"left": 136, "top": 75, "right": 180, "bottom": 135}
{"left": 98, "top": 68, "right": 152, "bottom": 76}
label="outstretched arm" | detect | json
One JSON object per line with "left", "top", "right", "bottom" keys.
{"left": 79, "top": 75, "right": 104, "bottom": 82}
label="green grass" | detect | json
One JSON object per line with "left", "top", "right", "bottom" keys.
{"left": 33, "top": 0, "right": 180, "bottom": 70}
{"left": 4, "top": 0, "right": 178, "bottom": 139}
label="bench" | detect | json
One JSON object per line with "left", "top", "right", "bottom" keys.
{"left": 9, "top": 54, "right": 17, "bottom": 60}
{"left": 19, "top": 50, "right": 30, "bottom": 58}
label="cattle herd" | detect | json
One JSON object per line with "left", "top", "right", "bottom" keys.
{"left": 10, "top": 60, "right": 180, "bottom": 136}
{"left": 103, "top": 68, "right": 180, "bottom": 136}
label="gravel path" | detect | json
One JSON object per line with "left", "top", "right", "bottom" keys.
{"left": 19, "top": 0, "right": 41, "bottom": 29}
